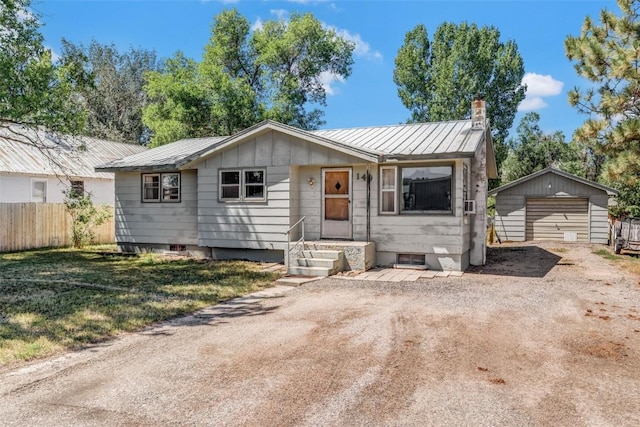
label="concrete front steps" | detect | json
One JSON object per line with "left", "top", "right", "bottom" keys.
{"left": 287, "top": 250, "right": 345, "bottom": 277}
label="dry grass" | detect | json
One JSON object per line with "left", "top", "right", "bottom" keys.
{"left": 0, "top": 246, "right": 280, "bottom": 366}
{"left": 593, "top": 248, "right": 640, "bottom": 277}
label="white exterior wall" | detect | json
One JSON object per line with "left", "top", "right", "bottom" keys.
{"left": 114, "top": 170, "right": 199, "bottom": 245}
{"left": 0, "top": 173, "right": 114, "bottom": 205}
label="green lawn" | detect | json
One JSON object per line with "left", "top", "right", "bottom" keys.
{"left": 0, "top": 247, "right": 281, "bottom": 366}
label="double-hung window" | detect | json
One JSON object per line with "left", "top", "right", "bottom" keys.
{"left": 379, "top": 165, "right": 453, "bottom": 214}
{"left": 380, "top": 166, "right": 398, "bottom": 214}
{"left": 142, "top": 172, "right": 181, "bottom": 202}
{"left": 31, "top": 180, "right": 47, "bottom": 203}
{"left": 220, "top": 169, "right": 266, "bottom": 202}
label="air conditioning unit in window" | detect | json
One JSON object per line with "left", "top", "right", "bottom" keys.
{"left": 464, "top": 200, "right": 476, "bottom": 214}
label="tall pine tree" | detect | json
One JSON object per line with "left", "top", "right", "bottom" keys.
{"left": 566, "top": 0, "right": 640, "bottom": 213}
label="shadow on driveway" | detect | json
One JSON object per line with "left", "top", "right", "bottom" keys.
{"left": 467, "top": 244, "right": 562, "bottom": 278}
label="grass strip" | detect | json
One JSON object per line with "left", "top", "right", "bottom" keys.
{"left": 0, "top": 247, "right": 280, "bottom": 366}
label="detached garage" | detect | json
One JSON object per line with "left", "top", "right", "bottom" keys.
{"left": 491, "top": 168, "right": 618, "bottom": 244}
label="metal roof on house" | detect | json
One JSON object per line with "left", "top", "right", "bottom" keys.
{"left": 98, "top": 136, "right": 227, "bottom": 171}
{"left": 489, "top": 167, "right": 619, "bottom": 196}
{"left": 96, "top": 119, "right": 491, "bottom": 172}
{"left": 310, "top": 120, "right": 483, "bottom": 158}
{"left": 0, "top": 127, "right": 148, "bottom": 179}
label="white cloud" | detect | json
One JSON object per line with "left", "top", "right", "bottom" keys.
{"left": 46, "top": 46, "right": 61, "bottom": 63}
{"left": 518, "top": 97, "right": 548, "bottom": 111}
{"left": 319, "top": 71, "right": 345, "bottom": 96}
{"left": 270, "top": 9, "right": 288, "bottom": 20}
{"left": 325, "top": 25, "right": 382, "bottom": 61}
{"left": 251, "top": 18, "right": 263, "bottom": 32}
{"left": 522, "top": 73, "right": 563, "bottom": 97}
{"left": 518, "top": 72, "right": 564, "bottom": 112}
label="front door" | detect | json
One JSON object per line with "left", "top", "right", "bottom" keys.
{"left": 321, "top": 168, "right": 352, "bottom": 239}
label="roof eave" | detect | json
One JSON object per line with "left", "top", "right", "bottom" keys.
{"left": 381, "top": 152, "right": 475, "bottom": 162}
{"left": 180, "top": 120, "right": 382, "bottom": 169}
{"left": 489, "top": 167, "right": 619, "bottom": 196}
{"left": 95, "top": 164, "right": 180, "bottom": 173}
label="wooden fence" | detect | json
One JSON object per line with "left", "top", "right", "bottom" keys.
{"left": 0, "top": 203, "right": 115, "bottom": 252}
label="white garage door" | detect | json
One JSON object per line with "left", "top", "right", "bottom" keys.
{"left": 526, "top": 198, "right": 589, "bottom": 242}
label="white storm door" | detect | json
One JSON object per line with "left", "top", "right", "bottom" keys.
{"left": 321, "top": 168, "right": 352, "bottom": 239}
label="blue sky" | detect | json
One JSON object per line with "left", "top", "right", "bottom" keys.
{"left": 35, "top": 0, "right": 617, "bottom": 141}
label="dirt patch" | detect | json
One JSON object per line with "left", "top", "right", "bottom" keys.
{"left": 1, "top": 242, "right": 639, "bottom": 426}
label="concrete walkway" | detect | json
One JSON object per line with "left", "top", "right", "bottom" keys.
{"left": 276, "top": 268, "right": 465, "bottom": 285}
{"left": 350, "top": 268, "right": 464, "bottom": 282}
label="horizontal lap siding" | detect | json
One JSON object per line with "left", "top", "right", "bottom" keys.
{"left": 590, "top": 194, "right": 610, "bottom": 243}
{"left": 498, "top": 171, "right": 614, "bottom": 243}
{"left": 367, "top": 162, "right": 464, "bottom": 257}
{"left": 114, "top": 171, "right": 198, "bottom": 245}
{"left": 494, "top": 195, "right": 525, "bottom": 241}
{"left": 369, "top": 216, "right": 463, "bottom": 253}
{"left": 196, "top": 130, "right": 362, "bottom": 251}
{"left": 197, "top": 165, "right": 290, "bottom": 250}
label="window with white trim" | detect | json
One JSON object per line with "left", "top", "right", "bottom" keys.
{"left": 379, "top": 165, "right": 453, "bottom": 214}
{"left": 142, "top": 172, "right": 181, "bottom": 202}
{"left": 31, "top": 180, "right": 47, "bottom": 203}
{"left": 219, "top": 169, "right": 266, "bottom": 202}
{"left": 380, "top": 166, "right": 398, "bottom": 214}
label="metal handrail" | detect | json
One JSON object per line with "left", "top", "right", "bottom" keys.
{"left": 284, "top": 216, "right": 305, "bottom": 270}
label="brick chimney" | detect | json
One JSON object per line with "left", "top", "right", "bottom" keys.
{"left": 471, "top": 96, "right": 486, "bottom": 129}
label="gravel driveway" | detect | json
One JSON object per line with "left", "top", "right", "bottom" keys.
{"left": 1, "top": 242, "right": 639, "bottom": 426}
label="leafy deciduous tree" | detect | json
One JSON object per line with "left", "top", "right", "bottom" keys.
{"left": 143, "top": 9, "right": 355, "bottom": 146}
{"left": 393, "top": 22, "right": 526, "bottom": 186}
{"left": 565, "top": 0, "right": 640, "bottom": 212}
{"left": 61, "top": 40, "right": 157, "bottom": 144}
{"left": 0, "top": 0, "right": 88, "bottom": 153}
{"left": 500, "top": 113, "right": 577, "bottom": 184}
{"left": 143, "top": 52, "right": 211, "bottom": 146}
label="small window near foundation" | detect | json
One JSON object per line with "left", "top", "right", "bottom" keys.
{"left": 396, "top": 253, "right": 426, "bottom": 266}
{"left": 169, "top": 244, "right": 186, "bottom": 252}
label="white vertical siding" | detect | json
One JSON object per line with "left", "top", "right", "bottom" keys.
{"left": 114, "top": 170, "right": 199, "bottom": 245}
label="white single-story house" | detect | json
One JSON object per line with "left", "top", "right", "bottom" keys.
{"left": 97, "top": 101, "right": 496, "bottom": 274}
{"left": 490, "top": 167, "right": 618, "bottom": 243}
{"left": 0, "top": 128, "right": 147, "bottom": 205}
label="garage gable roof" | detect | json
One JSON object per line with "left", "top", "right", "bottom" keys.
{"left": 489, "top": 167, "right": 619, "bottom": 196}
